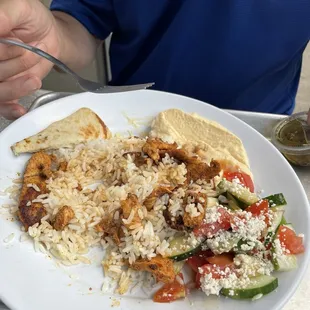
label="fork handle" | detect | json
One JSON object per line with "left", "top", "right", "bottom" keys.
{"left": 0, "top": 38, "right": 80, "bottom": 78}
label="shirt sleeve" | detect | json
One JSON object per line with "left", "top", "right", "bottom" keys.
{"left": 50, "top": 0, "right": 117, "bottom": 40}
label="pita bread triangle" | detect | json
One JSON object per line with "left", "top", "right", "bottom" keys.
{"left": 11, "top": 108, "right": 111, "bottom": 155}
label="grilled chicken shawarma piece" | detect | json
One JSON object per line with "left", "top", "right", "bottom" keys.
{"left": 121, "top": 194, "right": 143, "bottom": 229}
{"left": 53, "top": 206, "right": 75, "bottom": 231}
{"left": 142, "top": 138, "right": 177, "bottom": 162}
{"left": 18, "top": 152, "right": 52, "bottom": 230}
{"left": 143, "top": 185, "right": 174, "bottom": 211}
{"left": 58, "top": 161, "right": 68, "bottom": 172}
{"left": 186, "top": 159, "right": 221, "bottom": 182}
{"left": 183, "top": 192, "right": 207, "bottom": 228}
{"left": 163, "top": 209, "right": 185, "bottom": 231}
{"left": 130, "top": 256, "right": 176, "bottom": 283}
{"left": 95, "top": 216, "right": 122, "bottom": 245}
{"left": 163, "top": 148, "right": 221, "bottom": 182}
{"left": 142, "top": 139, "right": 221, "bottom": 182}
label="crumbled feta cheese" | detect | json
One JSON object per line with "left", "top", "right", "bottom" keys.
{"left": 205, "top": 206, "right": 221, "bottom": 223}
{"left": 273, "top": 239, "right": 284, "bottom": 257}
{"left": 185, "top": 203, "right": 201, "bottom": 218}
{"left": 234, "top": 254, "right": 274, "bottom": 277}
{"left": 187, "top": 232, "right": 201, "bottom": 247}
{"left": 206, "top": 231, "right": 239, "bottom": 254}
{"left": 231, "top": 210, "right": 267, "bottom": 242}
{"left": 200, "top": 270, "right": 239, "bottom": 296}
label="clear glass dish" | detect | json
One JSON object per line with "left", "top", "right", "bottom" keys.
{"left": 271, "top": 111, "right": 310, "bottom": 166}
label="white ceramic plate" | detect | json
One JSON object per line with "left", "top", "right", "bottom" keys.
{"left": 0, "top": 90, "right": 309, "bottom": 310}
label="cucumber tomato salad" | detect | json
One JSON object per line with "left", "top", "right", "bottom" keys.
{"left": 154, "top": 171, "right": 305, "bottom": 303}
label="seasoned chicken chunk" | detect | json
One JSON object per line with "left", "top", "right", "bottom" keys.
{"left": 58, "top": 161, "right": 68, "bottom": 172}
{"left": 161, "top": 148, "right": 192, "bottom": 163}
{"left": 130, "top": 256, "right": 175, "bottom": 283}
{"left": 183, "top": 192, "right": 207, "bottom": 228}
{"left": 95, "top": 215, "right": 122, "bottom": 245}
{"left": 18, "top": 152, "right": 52, "bottom": 230}
{"left": 23, "top": 152, "right": 53, "bottom": 179}
{"left": 142, "top": 138, "right": 177, "bottom": 162}
{"left": 53, "top": 206, "right": 75, "bottom": 231}
{"left": 165, "top": 148, "right": 221, "bottom": 182}
{"left": 163, "top": 209, "right": 185, "bottom": 231}
{"left": 121, "top": 194, "right": 142, "bottom": 229}
{"left": 142, "top": 139, "right": 221, "bottom": 182}
{"left": 186, "top": 159, "right": 221, "bottom": 182}
{"left": 143, "top": 185, "right": 174, "bottom": 211}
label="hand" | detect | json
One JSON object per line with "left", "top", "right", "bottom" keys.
{"left": 0, "top": 0, "right": 60, "bottom": 120}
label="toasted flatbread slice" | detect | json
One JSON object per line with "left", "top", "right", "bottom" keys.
{"left": 11, "top": 108, "right": 111, "bottom": 155}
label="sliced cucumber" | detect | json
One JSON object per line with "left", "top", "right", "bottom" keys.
{"left": 235, "top": 239, "right": 258, "bottom": 253}
{"left": 269, "top": 210, "right": 284, "bottom": 233}
{"left": 226, "top": 193, "right": 242, "bottom": 211}
{"left": 207, "top": 234, "right": 240, "bottom": 254}
{"left": 270, "top": 205, "right": 285, "bottom": 212}
{"left": 271, "top": 224, "right": 298, "bottom": 271}
{"left": 218, "top": 180, "right": 259, "bottom": 206}
{"left": 272, "top": 252, "right": 298, "bottom": 271}
{"left": 207, "top": 197, "right": 219, "bottom": 208}
{"left": 173, "top": 261, "right": 185, "bottom": 274}
{"left": 169, "top": 235, "right": 201, "bottom": 261}
{"left": 280, "top": 216, "right": 288, "bottom": 225}
{"left": 264, "top": 193, "right": 287, "bottom": 207}
{"left": 221, "top": 275, "right": 278, "bottom": 300}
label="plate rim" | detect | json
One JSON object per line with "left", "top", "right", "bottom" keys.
{"left": 0, "top": 90, "right": 309, "bottom": 310}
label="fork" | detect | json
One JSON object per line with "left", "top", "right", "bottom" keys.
{"left": 0, "top": 38, "right": 154, "bottom": 93}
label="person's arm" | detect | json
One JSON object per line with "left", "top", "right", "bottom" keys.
{"left": 0, "top": 0, "right": 116, "bottom": 119}
{"left": 53, "top": 11, "right": 101, "bottom": 70}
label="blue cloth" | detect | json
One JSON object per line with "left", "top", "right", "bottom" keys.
{"left": 50, "top": 0, "right": 310, "bottom": 114}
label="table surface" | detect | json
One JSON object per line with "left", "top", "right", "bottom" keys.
{"left": 0, "top": 91, "right": 309, "bottom": 310}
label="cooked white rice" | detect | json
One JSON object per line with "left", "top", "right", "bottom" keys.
{"left": 3, "top": 136, "right": 220, "bottom": 294}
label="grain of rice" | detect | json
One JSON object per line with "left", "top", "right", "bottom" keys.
{"left": 137, "top": 209, "right": 144, "bottom": 219}
{"left": 129, "top": 223, "right": 142, "bottom": 230}
{"left": 2, "top": 204, "right": 12, "bottom": 208}
{"left": 3, "top": 136, "right": 220, "bottom": 295}
{"left": 114, "top": 211, "right": 120, "bottom": 220}
{"left": 3, "top": 233, "right": 15, "bottom": 243}
{"left": 109, "top": 265, "right": 123, "bottom": 274}
{"left": 27, "top": 183, "right": 40, "bottom": 192}
{"left": 197, "top": 203, "right": 204, "bottom": 213}
{"left": 122, "top": 209, "right": 135, "bottom": 225}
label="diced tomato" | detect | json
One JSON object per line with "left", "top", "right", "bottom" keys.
{"left": 187, "top": 250, "right": 214, "bottom": 272}
{"left": 245, "top": 200, "right": 270, "bottom": 225}
{"left": 223, "top": 171, "right": 255, "bottom": 193}
{"left": 195, "top": 263, "right": 235, "bottom": 288}
{"left": 153, "top": 273, "right": 186, "bottom": 303}
{"left": 277, "top": 225, "right": 305, "bottom": 254}
{"left": 206, "top": 253, "right": 234, "bottom": 267}
{"left": 194, "top": 207, "right": 231, "bottom": 238}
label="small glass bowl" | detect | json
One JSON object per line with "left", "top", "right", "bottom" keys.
{"left": 271, "top": 111, "right": 310, "bottom": 166}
